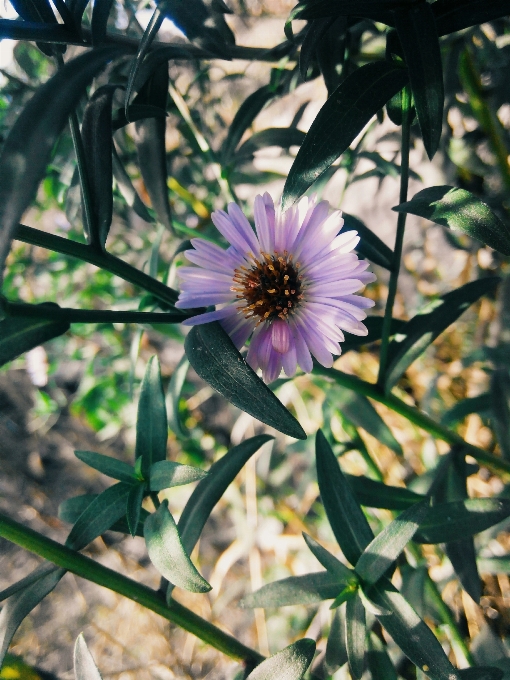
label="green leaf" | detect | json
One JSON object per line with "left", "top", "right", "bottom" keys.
{"left": 355, "top": 499, "right": 430, "bottom": 585}
{"left": 346, "top": 474, "right": 425, "bottom": 510}
{"left": 0, "top": 45, "right": 127, "bottom": 276}
{"left": 240, "top": 571, "right": 342, "bottom": 608}
{"left": 325, "top": 605, "right": 348, "bottom": 675}
{"left": 0, "top": 565, "right": 66, "bottom": 667}
{"left": 343, "top": 213, "right": 394, "bottom": 271}
{"left": 135, "top": 356, "right": 168, "bottom": 478}
{"left": 282, "top": 61, "right": 408, "bottom": 209}
{"left": 0, "top": 563, "right": 60, "bottom": 603}
{"left": 0, "top": 19, "right": 75, "bottom": 42}
{"left": 433, "top": 0, "right": 510, "bottom": 37}
{"left": 235, "top": 128, "right": 306, "bottom": 161}
{"left": 74, "top": 451, "right": 136, "bottom": 482}
{"left": 112, "top": 148, "right": 153, "bottom": 223}
{"left": 383, "top": 278, "right": 501, "bottom": 391}
{"left": 74, "top": 634, "right": 102, "bottom": 680}
{"left": 477, "top": 555, "right": 510, "bottom": 574}
{"left": 393, "top": 186, "right": 510, "bottom": 256}
{"left": 394, "top": 3, "right": 443, "bottom": 159}
{"left": 166, "top": 355, "right": 190, "bottom": 439}
{"left": 440, "top": 393, "right": 491, "bottom": 426}
{"left": 149, "top": 460, "right": 207, "bottom": 491}
{"left": 80, "top": 84, "right": 116, "bottom": 249}
{"left": 60, "top": 495, "right": 150, "bottom": 539}
{"left": 316, "top": 430, "right": 374, "bottom": 566}
{"left": 491, "top": 369, "right": 510, "bottom": 459}
{"left": 91, "top": 0, "right": 113, "bottom": 44}
{"left": 367, "top": 632, "right": 398, "bottom": 680}
{"left": 65, "top": 483, "right": 131, "bottom": 550}
{"left": 177, "top": 435, "right": 273, "bottom": 556}
{"left": 289, "top": 0, "right": 397, "bottom": 22}
{"left": 302, "top": 533, "right": 353, "bottom": 582}
{"left": 414, "top": 499, "right": 510, "bottom": 544}
{"left": 371, "top": 579, "right": 460, "bottom": 680}
{"left": 458, "top": 669, "right": 504, "bottom": 680}
{"left": 0, "top": 311, "right": 69, "bottom": 367}
{"left": 134, "top": 63, "right": 173, "bottom": 232}
{"left": 126, "top": 482, "right": 146, "bottom": 538}
{"left": 340, "top": 316, "right": 406, "bottom": 355}
{"left": 144, "top": 500, "right": 211, "bottom": 593}
{"left": 245, "top": 639, "right": 316, "bottom": 680}
{"left": 299, "top": 18, "right": 336, "bottom": 81}
{"left": 185, "top": 322, "right": 306, "bottom": 440}
{"left": 222, "top": 85, "right": 275, "bottom": 164}
{"left": 346, "top": 591, "right": 366, "bottom": 680}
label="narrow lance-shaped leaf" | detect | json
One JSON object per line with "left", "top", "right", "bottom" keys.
{"left": 434, "top": 0, "right": 510, "bottom": 37}
{"left": 325, "top": 604, "right": 348, "bottom": 675}
{"left": 112, "top": 146, "right": 153, "bottom": 223}
{"left": 299, "top": 17, "right": 336, "bottom": 81}
{"left": 126, "top": 482, "right": 146, "bottom": 538}
{"left": 394, "top": 3, "right": 443, "bottom": 160}
{"left": 0, "top": 562, "right": 60, "bottom": 603}
{"left": 491, "top": 369, "right": 510, "bottom": 460}
{"left": 240, "top": 571, "right": 342, "bottom": 608}
{"left": 74, "top": 450, "right": 136, "bottom": 482}
{"left": 185, "top": 322, "right": 306, "bottom": 440}
{"left": 346, "top": 591, "right": 366, "bottom": 680}
{"left": 149, "top": 460, "right": 207, "bottom": 491}
{"left": 394, "top": 186, "right": 510, "bottom": 256}
{"left": 303, "top": 533, "right": 354, "bottom": 582}
{"left": 343, "top": 212, "right": 394, "bottom": 271}
{"left": 0, "top": 45, "right": 128, "bottom": 278}
{"left": 347, "top": 474, "right": 425, "bottom": 511}
{"left": 235, "top": 128, "right": 306, "bottom": 162}
{"left": 166, "top": 354, "right": 190, "bottom": 439}
{"left": 355, "top": 499, "right": 430, "bottom": 585}
{"left": 316, "top": 430, "right": 374, "bottom": 566}
{"left": 144, "top": 500, "right": 211, "bottom": 593}
{"left": 74, "top": 634, "right": 103, "bottom": 680}
{"left": 383, "top": 277, "right": 500, "bottom": 391}
{"left": 367, "top": 632, "right": 398, "bottom": 680}
{"left": 0, "top": 308, "right": 69, "bottom": 367}
{"left": 135, "top": 356, "right": 168, "bottom": 478}
{"left": 282, "top": 61, "right": 408, "bottom": 209}
{"left": 91, "top": 0, "right": 114, "bottom": 44}
{"left": 246, "top": 639, "right": 316, "bottom": 680}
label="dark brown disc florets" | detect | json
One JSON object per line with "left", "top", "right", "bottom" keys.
{"left": 232, "top": 251, "right": 304, "bottom": 322}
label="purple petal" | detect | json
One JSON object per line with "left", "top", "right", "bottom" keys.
{"left": 296, "top": 318, "right": 335, "bottom": 367}
{"left": 212, "top": 210, "right": 254, "bottom": 255}
{"left": 176, "top": 292, "right": 234, "bottom": 308}
{"left": 182, "top": 305, "right": 237, "bottom": 326}
{"left": 271, "top": 319, "right": 291, "bottom": 354}
{"left": 254, "top": 194, "right": 274, "bottom": 253}
{"left": 227, "top": 202, "right": 260, "bottom": 255}
{"left": 289, "top": 320, "right": 313, "bottom": 373}
{"left": 263, "top": 350, "right": 282, "bottom": 383}
{"left": 281, "top": 337, "right": 297, "bottom": 377}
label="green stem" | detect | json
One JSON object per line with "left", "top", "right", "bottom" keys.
{"left": 0, "top": 512, "right": 263, "bottom": 666}
{"left": 315, "top": 365, "right": 510, "bottom": 477}
{"left": 3, "top": 297, "right": 187, "bottom": 324}
{"left": 378, "top": 85, "right": 412, "bottom": 386}
{"left": 14, "top": 224, "right": 180, "bottom": 308}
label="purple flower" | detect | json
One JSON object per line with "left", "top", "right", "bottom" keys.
{"left": 176, "top": 193, "right": 376, "bottom": 383}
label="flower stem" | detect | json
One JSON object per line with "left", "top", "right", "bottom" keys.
{"left": 315, "top": 365, "right": 510, "bottom": 477}
{"left": 14, "top": 224, "right": 180, "bottom": 308}
{"left": 378, "top": 85, "right": 412, "bottom": 387}
{"left": 0, "top": 512, "right": 264, "bottom": 666}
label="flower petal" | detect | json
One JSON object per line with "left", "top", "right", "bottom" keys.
{"left": 182, "top": 305, "right": 237, "bottom": 325}
{"left": 271, "top": 319, "right": 291, "bottom": 354}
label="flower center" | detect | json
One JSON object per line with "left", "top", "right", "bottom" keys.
{"left": 232, "top": 252, "right": 303, "bottom": 322}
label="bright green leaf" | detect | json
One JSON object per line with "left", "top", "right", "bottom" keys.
{"left": 149, "top": 460, "right": 207, "bottom": 491}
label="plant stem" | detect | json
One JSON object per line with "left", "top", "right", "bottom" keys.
{"left": 378, "top": 85, "right": 412, "bottom": 386}
{"left": 0, "top": 512, "right": 264, "bottom": 666}
{"left": 314, "top": 365, "right": 510, "bottom": 477}
{"left": 2, "top": 297, "right": 187, "bottom": 324}
{"left": 14, "top": 224, "right": 181, "bottom": 308}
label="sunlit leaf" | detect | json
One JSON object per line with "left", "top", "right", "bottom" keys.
{"left": 245, "top": 639, "right": 316, "bottom": 680}
{"left": 74, "top": 634, "right": 102, "bottom": 680}
{"left": 325, "top": 605, "right": 348, "bottom": 675}
{"left": 149, "top": 460, "right": 207, "bottom": 491}
{"left": 346, "top": 591, "right": 366, "bottom": 680}
{"left": 240, "top": 571, "right": 341, "bottom": 608}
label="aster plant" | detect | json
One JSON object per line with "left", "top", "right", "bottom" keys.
{"left": 0, "top": 1, "right": 510, "bottom": 680}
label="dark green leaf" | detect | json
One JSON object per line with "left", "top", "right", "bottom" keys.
{"left": 156, "top": 0, "right": 234, "bottom": 57}
{"left": 491, "top": 369, "right": 510, "bottom": 460}
{"left": 446, "top": 541, "right": 481, "bottom": 602}
{"left": 0, "top": 563, "right": 60, "bottom": 603}
{"left": 383, "top": 278, "right": 500, "bottom": 391}
{"left": 289, "top": 0, "right": 397, "bottom": 23}
{"left": 126, "top": 482, "right": 146, "bottom": 538}
{"left": 112, "top": 105, "right": 167, "bottom": 131}
{"left": 346, "top": 591, "right": 366, "bottom": 680}
{"left": 299, "top": 18, "right": 336, "bottom": 81}
{"left": 0, "top": 565, "right": 66, "bottom": 667}
{"left": 325, "top": 605, "right": 348, "bottom": 675}
{"left": 222, "top": 85, "right": 276, "bottom": 164}
{"left": 282, "top": 61, "right": 408, "bottom": 209}
{"left": 0, "top": 45, "right": 128, "bottom": 276}
{"left": 458, "top": 669, "right": 504, "bottom": 680}
{"left": 355, "top": 499, "right": 430, "bottom": 585}
{"left": 144, "top": 500, "right": 211, "bottom": 593}
{"left": 74, "top": 450, "right": 136, "bottom": 482}
{"left": 367, "top": 632, "right": 398, "bottom": 680}
{"left": 134, "top": 63, "right": 173, "bottom": 232}
{"left": 167, "top": 355, "right": 190, "bottom": 439}
{"left": 91, "top": 0, "right": 114, "bottom": 44}
{"left": 0, "top": 19, "right": 75, "bottom": 42}
{"left": 343, "top": 212, "right": 394, "bottom": 270}
{"left": 240, "top": 571, "right": 342, "bottom": 608}
{"left": 316, "top": 430, "right": 374, "bottom": 566}
{"left": 302, "top": 533, "right": 354, "bottom": 582}
{"left": 434, "top": 0, "right": 510, "bottom": 37}
{"left": 177, "top": 435, "right": 273, "bottom": 556}
{"left": 245, "top": 639, "right": 316, "bottom": 680}
{"left": 347, "top": 474, "right": 425, "bottom": 510}
{"left": 0, "top": 310, "right": 69, "bottom": 367}
{"left": 135, "top": 356, "right": 168, "bottom": 478}
{"left": 441, "top": 393, "right": 491, "bottom": 426}
{"left": 185, "top": 322, "right": 306, "bottom": 440}
{"left": 112, "top": 147, "right": 153, "bottom": 223}
{"left": 65, "top": 483, "right": 131, "bottom": 550}
{"left": 59, "top": 494, "right": 97, "bottom": 523}
{"left": 124, "top": 8, "right": 164, "bottom": 114}
{"left": 340, "top": 316, "right": 406, "bottom": 354}
{"left": 149, "top": 460, "right": 207, "bottom": 491}
{"left": 235, "top": 128, "right": 306, "bottom": 161}
{"left": 74, "top": 634, "right": 102, "bottom": 680}
{"left": 394, "top": 186, "right": 510, "bottom": 256}
{"left": 394, "top": 3, "right": 443, "bottom": 159}
{"left": 371, "top": 579, "right": 460, "bottom": 680}
{"left": 414, "top": 499, "right": 510, "bottom": 544}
